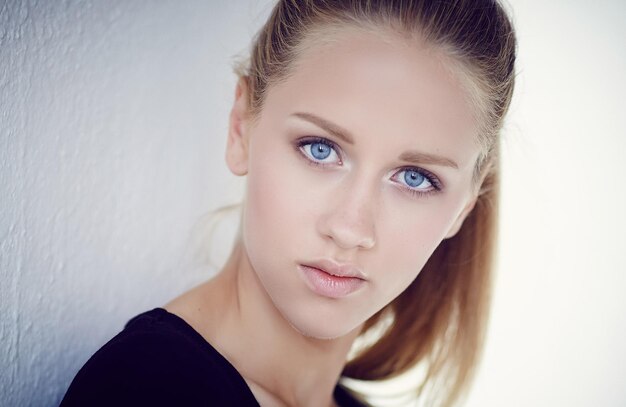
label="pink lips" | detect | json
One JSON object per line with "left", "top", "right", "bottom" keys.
{"left": 298, "top": 260, "right": 367, "bottom": 298}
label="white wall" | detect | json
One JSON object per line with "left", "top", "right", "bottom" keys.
{"left": 1, "top": 1, "right": 624, "bottom": 406}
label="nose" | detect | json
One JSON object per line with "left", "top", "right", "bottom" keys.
{"left": 316, "top": 176, "right": 377, "bottom": 251}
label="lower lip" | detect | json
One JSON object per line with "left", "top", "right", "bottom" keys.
{"left": 298, "top": 265, "right": 366, "bottom": 299}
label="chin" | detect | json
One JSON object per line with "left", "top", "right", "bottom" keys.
{"left": 280, "top": 307, "right": 365, "bottom": 341}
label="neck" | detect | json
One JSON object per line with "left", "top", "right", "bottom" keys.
{"left": 182, "top": 241, "right": 363, "bottom": 407}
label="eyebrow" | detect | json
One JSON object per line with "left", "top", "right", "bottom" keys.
{"left": 398, "top": 151, "right": 459, "bottom": 170}
{"left": 290, "top": 111, "right": 459, "bottom": 169}
{"left": 292, "top": 112, "right": 355, "bottom": 145}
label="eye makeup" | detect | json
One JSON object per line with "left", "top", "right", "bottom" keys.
{"left": 390, "top": 166, "right": 442, "bottom": 198}
{"left": 292, "top": 135, "right": 444, "bottom": 198}
{"left": 296, "top": 136, "right": 343, "bottom": 166}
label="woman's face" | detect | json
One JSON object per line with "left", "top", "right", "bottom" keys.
{"left": 229, "top": 28, "right": 482, "bottom": 339}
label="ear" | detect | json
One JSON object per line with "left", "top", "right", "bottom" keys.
{"left": 225, "top": 77, "right": 251, "bottom": 176}
{"left": 444, "top": 196, "right": 477, "bottom": 239}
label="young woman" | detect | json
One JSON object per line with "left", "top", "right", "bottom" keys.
{"left": 61, "top": 1, "right": 516, "bottom": 406}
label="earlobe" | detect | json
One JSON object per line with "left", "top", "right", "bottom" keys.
{"left": 225, "top": 77, "right": 251, "bottom": 176}
{"left": 444, "top": 197, "right": 477, "bottom": 239}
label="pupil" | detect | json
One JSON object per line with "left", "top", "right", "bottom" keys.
{"left": 311, "top": 142, "right": 331, "bottom": 160}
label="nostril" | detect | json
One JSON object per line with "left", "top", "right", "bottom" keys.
{"left": 323, "top": 216, "right": 376, "bottom": 251}
{"left": 317, "top": 183, "right": 378, "bottom": 250}
{"left": 360, "top": 235, "right": 376, "bottom": 250}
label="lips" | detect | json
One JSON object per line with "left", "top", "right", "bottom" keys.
{"left": 302, "top": 259, "right": 367, "bottom": 280}
{"left": 297, "top": 262, "right": 367, "bottom": 299}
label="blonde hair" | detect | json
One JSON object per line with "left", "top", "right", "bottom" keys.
{"left": 225, "top": 1, "right": 517, "bottom": 405}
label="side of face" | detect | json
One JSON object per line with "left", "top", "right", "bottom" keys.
{"left": 226, "top": 28, "right": 481, "bottom": 339}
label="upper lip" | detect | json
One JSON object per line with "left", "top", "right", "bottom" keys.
{"left": 302, "top": 259, "right": 367, "bottom": 280}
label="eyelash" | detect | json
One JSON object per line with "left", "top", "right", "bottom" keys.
{"left": 294, "top": 136, "right": 443, "bottom": 198}
{"left": 396, "top": 166, "right": 442, "bottom": 198}
{"left": 296, "top": 136, "right": 344, "bottom": 166}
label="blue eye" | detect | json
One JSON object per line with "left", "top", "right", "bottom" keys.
{"left": 310, "top": 142, "right": 331, "bottom": 160}
{"left": 297, "top": 137, "right": 341, "bottom": 165}
{"left": 393, "top": 167, "right": 441, "bottom": 197}
{"left": 403, "top": 169, "right": 430, "bottom": 189}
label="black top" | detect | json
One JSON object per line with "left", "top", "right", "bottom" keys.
{"left": 60, "top": 308, "right": 369, "bottom": 407}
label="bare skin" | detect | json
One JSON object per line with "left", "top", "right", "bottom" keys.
{"left": 165, "top": 241, "right": 358, "bottom": 407}
{"left": 165, "top": 26, "right": 479, "bottom": 407}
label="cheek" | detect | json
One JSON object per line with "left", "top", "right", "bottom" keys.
{"left": 242, "top": 140, "right": 315, "bottom": 266}
{"left": 373, "top": 195, "right": 463, "bottom": 296}
{"left": 245, "top": 154, "right": 288, "bottom": 247}
{"left": 389, "top": 202, "right": 452, "bottom": 251}
{"left": 245, "top": 141, "right": 329, "bottom": 233}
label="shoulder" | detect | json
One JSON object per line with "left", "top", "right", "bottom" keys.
{"left": 334, "top": 383, "right": 372, "bottom": 407}
{"left": 60, "top": 308, "right": 258, "bottom": 406}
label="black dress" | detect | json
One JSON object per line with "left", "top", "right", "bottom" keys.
{"left": 60, "top": 308, "right": 369, "bottom": 406}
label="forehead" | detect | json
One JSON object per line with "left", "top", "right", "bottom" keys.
{"left": 262, "top": 27, "right": 481, "bottom": 170}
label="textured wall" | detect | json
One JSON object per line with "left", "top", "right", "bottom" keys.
{"left": 0, "top": 1, "right": 271, "bottom": 405}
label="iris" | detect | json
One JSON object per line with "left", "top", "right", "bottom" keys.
{"left": 404, "top": 170, "right": 425, "bottom": 188}
{"left": 311, "top": 142, "right": 331, "bottom": 160}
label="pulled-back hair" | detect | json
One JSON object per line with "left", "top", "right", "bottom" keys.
{"left": 233, "top": 1, "right": 517, "bottom": 405}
